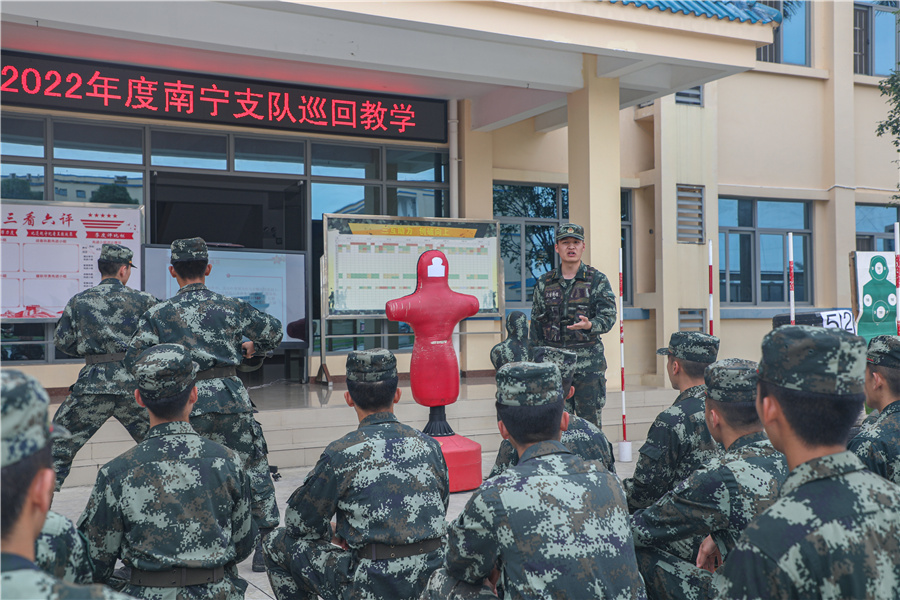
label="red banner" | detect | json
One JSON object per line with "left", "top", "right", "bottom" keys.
{"left": 84, "top": 232, "right": 134, "bottom": 240}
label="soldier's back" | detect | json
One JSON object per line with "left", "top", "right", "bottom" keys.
{"left": 0, "top": 563, "right": 134, "bottom": 600}
{"left": 848, "top": 400, "right": 900, "bottom": 484}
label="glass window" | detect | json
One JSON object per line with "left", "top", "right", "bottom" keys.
{"left": 855, "top": 2, "right": 900, "bottom": 76}
{"left": 757, "top": 1, "right": 809, "bottom": 66}
{"left": 53, "top": 122, "right": 142, "bottom": 164}
{"left": 1, "top": 115, "right": 44, "bottom": 158}
{"left": 525, "top": 224, "right": 555, "bottom": 300}
{"left": 874, "top": 4, "right": 899, "bottom": 76}
{"left": 311, "top": 143, "right": 379, "bottom": 179}
{"left": 151, "top": 130, "right": 226, "bottom": 169}
{"left": 621, "top": 190, "right": 633, "bottom": 305}
{"left": 1, "top": 164, "right": 45, "bottom": 200}
{"left": 386, "top": 149, "right": 447, "bottom": 182}
{"left": 501, "top": 224, "right": 523, "bottom": 303}
{"left": 718, "top": 197, "right": 812, "bottom": 304}
{"left": 53, "top": 167, "right": 142, "bottom": 204}
{"left": 493, "top": 185, "right": 559, "bottom": 218}
{"left": 0, "top": 323, "right": 49, "bottom": 363}
{"left": 234, "top": 137, "right": 304, "bottom": 175}
{"left": 386, "top": 187, "right": 447, "bottom": 218}
{"left": 311, "top": 183, "right": 379, "bottom": 220}
{"left": 856, "top": 204, "right": 900, "bottom": 251}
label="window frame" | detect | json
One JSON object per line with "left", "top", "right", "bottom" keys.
{"left": 855, "top": 203, "right": 900, "bottom": 251}
{"left": 718, "top": 197, "right": 814, "bottom": 306}
{"left": 757, "top": 0, "right": 811, "bottom": 67}
{"left": 854, "top": 1, "right": 900, "bottom": 77}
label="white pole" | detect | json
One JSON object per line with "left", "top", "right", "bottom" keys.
{"left": 788, "top": 232, "right": 795, "bottom": 325}
{"left": 708, "top": 239, "right": 714, "bottom": 336}
{"left": 895, "top": 223, "right": 899, "bottom": 335}
{"left": 618, "top": 248, "right": 632, "bottom": 462}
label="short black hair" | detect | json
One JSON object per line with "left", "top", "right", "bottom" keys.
{"left": 707, "top": 396, "right": 760, "bottom": 429}
{"left": 98, "top": 259, "right": 123, "bottom": 277}
{"left": 347, "top": 376, "right": 398, "bottom": 412}
{"left": 676, "top": 358, "right": 713, "bottom": 379}
{"left": 172, "top": 260, "right": 208, "bottom": 280}
{"left": 870, "top": 364, "right": 900, "bottom": 397}
{"left": 758, "top": 380, "right": 864, "bottom": 447}
{"left": 1, "top": 444, "right": 52, "bottom": 539}
{"left": 141, "top": 385, "right": 193, "bottom": 420}
{"left": 496, "top": 398, "right": 564, "bottom": 445}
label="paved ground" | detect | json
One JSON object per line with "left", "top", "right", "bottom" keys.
{"left": 52, "top": 445, "right": 639, "bottom": 599}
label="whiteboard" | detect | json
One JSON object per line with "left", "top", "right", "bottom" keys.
{"left": 322, "top": 214, "right": 501, "bottom": 318}
{"left": 1, "top": 200, "right": 143, "bottom": 319}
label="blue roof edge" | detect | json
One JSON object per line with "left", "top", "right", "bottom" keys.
{"left": 606, "top": 0, "right": 783, "bottom": 25}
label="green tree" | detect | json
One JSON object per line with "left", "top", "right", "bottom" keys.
{"left": 90, "top": 184, "right": 137, "bottom": 204}
{"left": 1, "top": 177, "right": 41, "bottom": 200}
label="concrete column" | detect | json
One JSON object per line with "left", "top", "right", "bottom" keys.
{"left": 567, "top": 54, "right": 622, "bottom": 390}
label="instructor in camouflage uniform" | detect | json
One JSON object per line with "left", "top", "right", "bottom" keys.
{"left": 631, "top": 359, "right": 787, "bottom": 600}
{"left": 624, "top": 332, "right": 721, "bottom": 513}
{"left": 848, "top": 334, "right": 900, "bottom": 484}
{"left": 79, "top": 344, "right": 255, "bottom": 599}
{"left": 263, "top": 349, "right": 449, "bottom": 600}
{"left": 530, "top": 223, "right": 617, "bottom": 427}
{"left": 52, "top": 243, "right": 158, "bottom": 490}
{"left": 124, "top": 237, "right": 282, "bottom": 571}
{"left": 425, "top": 361, "right": 645, "bottom": 599}
{"left": 713, "top": 325, "right": 900, "bottom": 599}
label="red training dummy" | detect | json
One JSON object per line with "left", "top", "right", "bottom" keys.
{"left": 385, "top": 250, "right": 479, "bottom": 407}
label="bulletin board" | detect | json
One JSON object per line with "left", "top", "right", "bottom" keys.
{"left": 322, "top": 214, "right": 501, "bottom": 319}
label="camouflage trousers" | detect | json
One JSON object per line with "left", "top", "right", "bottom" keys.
{"left": 635, "top": 546, "right": 712, "bottom": 600}
{"left": 191, "top": 412, "right": 280, "bottom": 531}
{"left": 563, "top": 345, "right": 607, "bottom": 428}
{"left": 263, "top": 528, "right": 442, "bottom": 600}
{"left": 420, "top": 568, "right": 498, "bottom": 600}
{"left": 52, "top": 391, "right": 149, "bottom": 490}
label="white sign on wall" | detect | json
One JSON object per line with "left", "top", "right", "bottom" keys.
{"left": 1, "top": 201, "right": 142, "bottom": 319}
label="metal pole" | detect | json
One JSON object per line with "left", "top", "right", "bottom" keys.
{"left": 788, "top": 232, "right": 795, "bottom": 325}
{"left": 618, "top": 248, "right": 632, "bottom": 462}
{"left": 708, "top": 239, "right": 714, "bottom": 336}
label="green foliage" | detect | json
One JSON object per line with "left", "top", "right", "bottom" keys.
{"left": 89, "top": 184, "right": 138, "bottom": 204}
{"left": 877, "top": 69, "right": 900, "bottom": 151}
{"left": 1, "top": 177, "right": 42, "bottom": 200}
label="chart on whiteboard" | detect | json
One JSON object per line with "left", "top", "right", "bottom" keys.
{"left": 330, "top": 234, "right": 498, "bottom": 313}
{"left": 1, "top": 202, "right": 142, "bottom": 319}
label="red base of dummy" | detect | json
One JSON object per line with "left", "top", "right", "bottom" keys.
{"left": 434, "top": 433, "right": 483, "bottom": 493}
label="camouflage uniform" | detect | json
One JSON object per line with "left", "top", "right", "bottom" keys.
{"left": 427, "top": 362, "right": 646, "bottom": 599}
{"left": 52, "top": 244, "right": 158, "bottom": 489}
{"left": 713, "top": 325, "right": 900, "bottom": 600}
{"left": 530, "top": 224, "right": 617, "bottom": 427}
{"left": 624, "top": 332, "right": 722, "bottom": 514}
{"left": 1, "top": 370, "right": 135, "bottom": 600}
{"left": 848, "top": 335, "right": 900, "bottom": 484}
{"left": 35, "top": 510, "right": 94, "bottom": 584}
{"left": 264, "top": 350, "right": 449, "bottom": 600}
{"left": 489, "top": 311, "right": 530, "bottom": 370}
{"left": 632, "top": 359, "right": 788, "bottom": 600}
{"left": 78, "top": 344, "right": 256, "bottom": 600}
{"left": 124, "top": 238, "right": 282, "bottom": 531}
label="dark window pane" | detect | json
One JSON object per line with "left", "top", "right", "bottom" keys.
{"left": 387, "top": 188, "right": 447, "bottom": 218}
{"left": 792, "top": 233, "right": 809, "bottom": 302}
{"left": 501, "top": 224, "right": 522, "bottom": 303}
{"left": 877, "top": 238, "right": 897, "bottom": 252}
{"left": 525, "top": 224, "right": 555, "bottom": 299}
{"left": 54, "top": 122, "right": 142, "bottom": 164}
{"left": 0, "top": 323, "right": 48, "bottom": 362}
{"left": 719, "top": 198, "right": 753, "bottom": 227}
{"left": 1, "top": 164, "right": 44, "bottom": 200}
{"left": 561, "top": 188, "right": 569, "bottom": 220}
{"left": 54, "top": 167, "right": 142, "bottom": 204}
{"left": 759, "top": 201, "right": 806, "bottom": 229}
{"left": 621, "top": 190, "right": 632, "bottom": 222}
{"left": 875, "top": 8, "right": 898, "bottom": 76}
{"left": 151, "top": 131, "right": 226, "bottom": 169}
{"left": 311, "top": 183, "right": 379, "bottom": 220}
{"left": 386, "top": 149, "right": 446, "bottom": 182}
{"left": 719, "top": 232, "right": 728, "bottom": 300}
{"left": 493, "top": 185, "right": 557, "bottom": 219}
{"left": 728, "top": 232, "right": 754, "bottom": 302}
{"left": 781, "top": 0, "right": 807, "bottom": 65}
{"left": 235, "top": 137, "right": 304, "bottom": 175}
{"left": 311, "top": 144, "right": 379, "bottom": 179}
{"left": 856, "top": 204, "right": 899, "bottom": 234}
{"left": 760, "top": 234, "right": 785, "bottom": 302}
{"left": 1, "top": 115, "right": 44, "bottom": 158}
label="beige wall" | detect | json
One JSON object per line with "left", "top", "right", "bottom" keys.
{"left": 855, "top": 81, "right": 900, "bottom": 192}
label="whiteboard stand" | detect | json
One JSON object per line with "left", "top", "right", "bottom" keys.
{"left": 315, "top": 316, "right": 332, "bottom": 386}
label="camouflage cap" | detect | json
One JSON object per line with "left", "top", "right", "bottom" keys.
{"left": 170, "top": 237, "right": 208, "bottom": 263}
{"left": 496, "top": 361, "right": 562, "bottom": 407}
{"left": 346, "top": 349, "right": 397, "bottom": 382}
{"left": 533, "top": 346, "right": 577, "bottom": 388}
{"left": 657, "top": 332, "right": 720, "bottom": 363}
{"left": 758, "top": 325, "right": 866, "bottom": 396}
{"left": 100, "top": 243, "right": 136, "bottom": 268}
{"left": 1, "top": 370, "right": 69, "bottom": 468}
{"left": 132, "top": 344, "right": 199, "bottom": 401}
{"left": 867, "top": 335, "right": 900, "bottom": 370}
{"left": 556, "top": 223, "right": 584, "bottom": 242}
{"left": 705, "top": 358, "right": 758, "bottom": 403}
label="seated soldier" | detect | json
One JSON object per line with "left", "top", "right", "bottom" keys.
{"left": 489, "top": 311, "right": 530, "bottom": 370}
{"left": 35, "top": 510, "right": 93, "bottom": 584}
{"left": 0, "top": 369, "right": 133, "bottom": 599}
{"left": 631, "top": 359, "right": 787, "bottom": 600}
{"left": 263, "top": 349, "right": 449, "bottom": 600}
{"left": 424, "top": 362, "right": 646, "bottom": 599}
{"left": 78, "top": 344, "right": 255, "bottom": 599}
{"left": 488, "top": 346, "right": 615, "bottom": 478}
{"left": 848, "top": 334, "right": 900, "bottom": 484}
{"left": 624, "top": 332, "right": 722, "bottom": 513}
{"left": 713, "top": 326, "right": 900, "bottom": 599}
